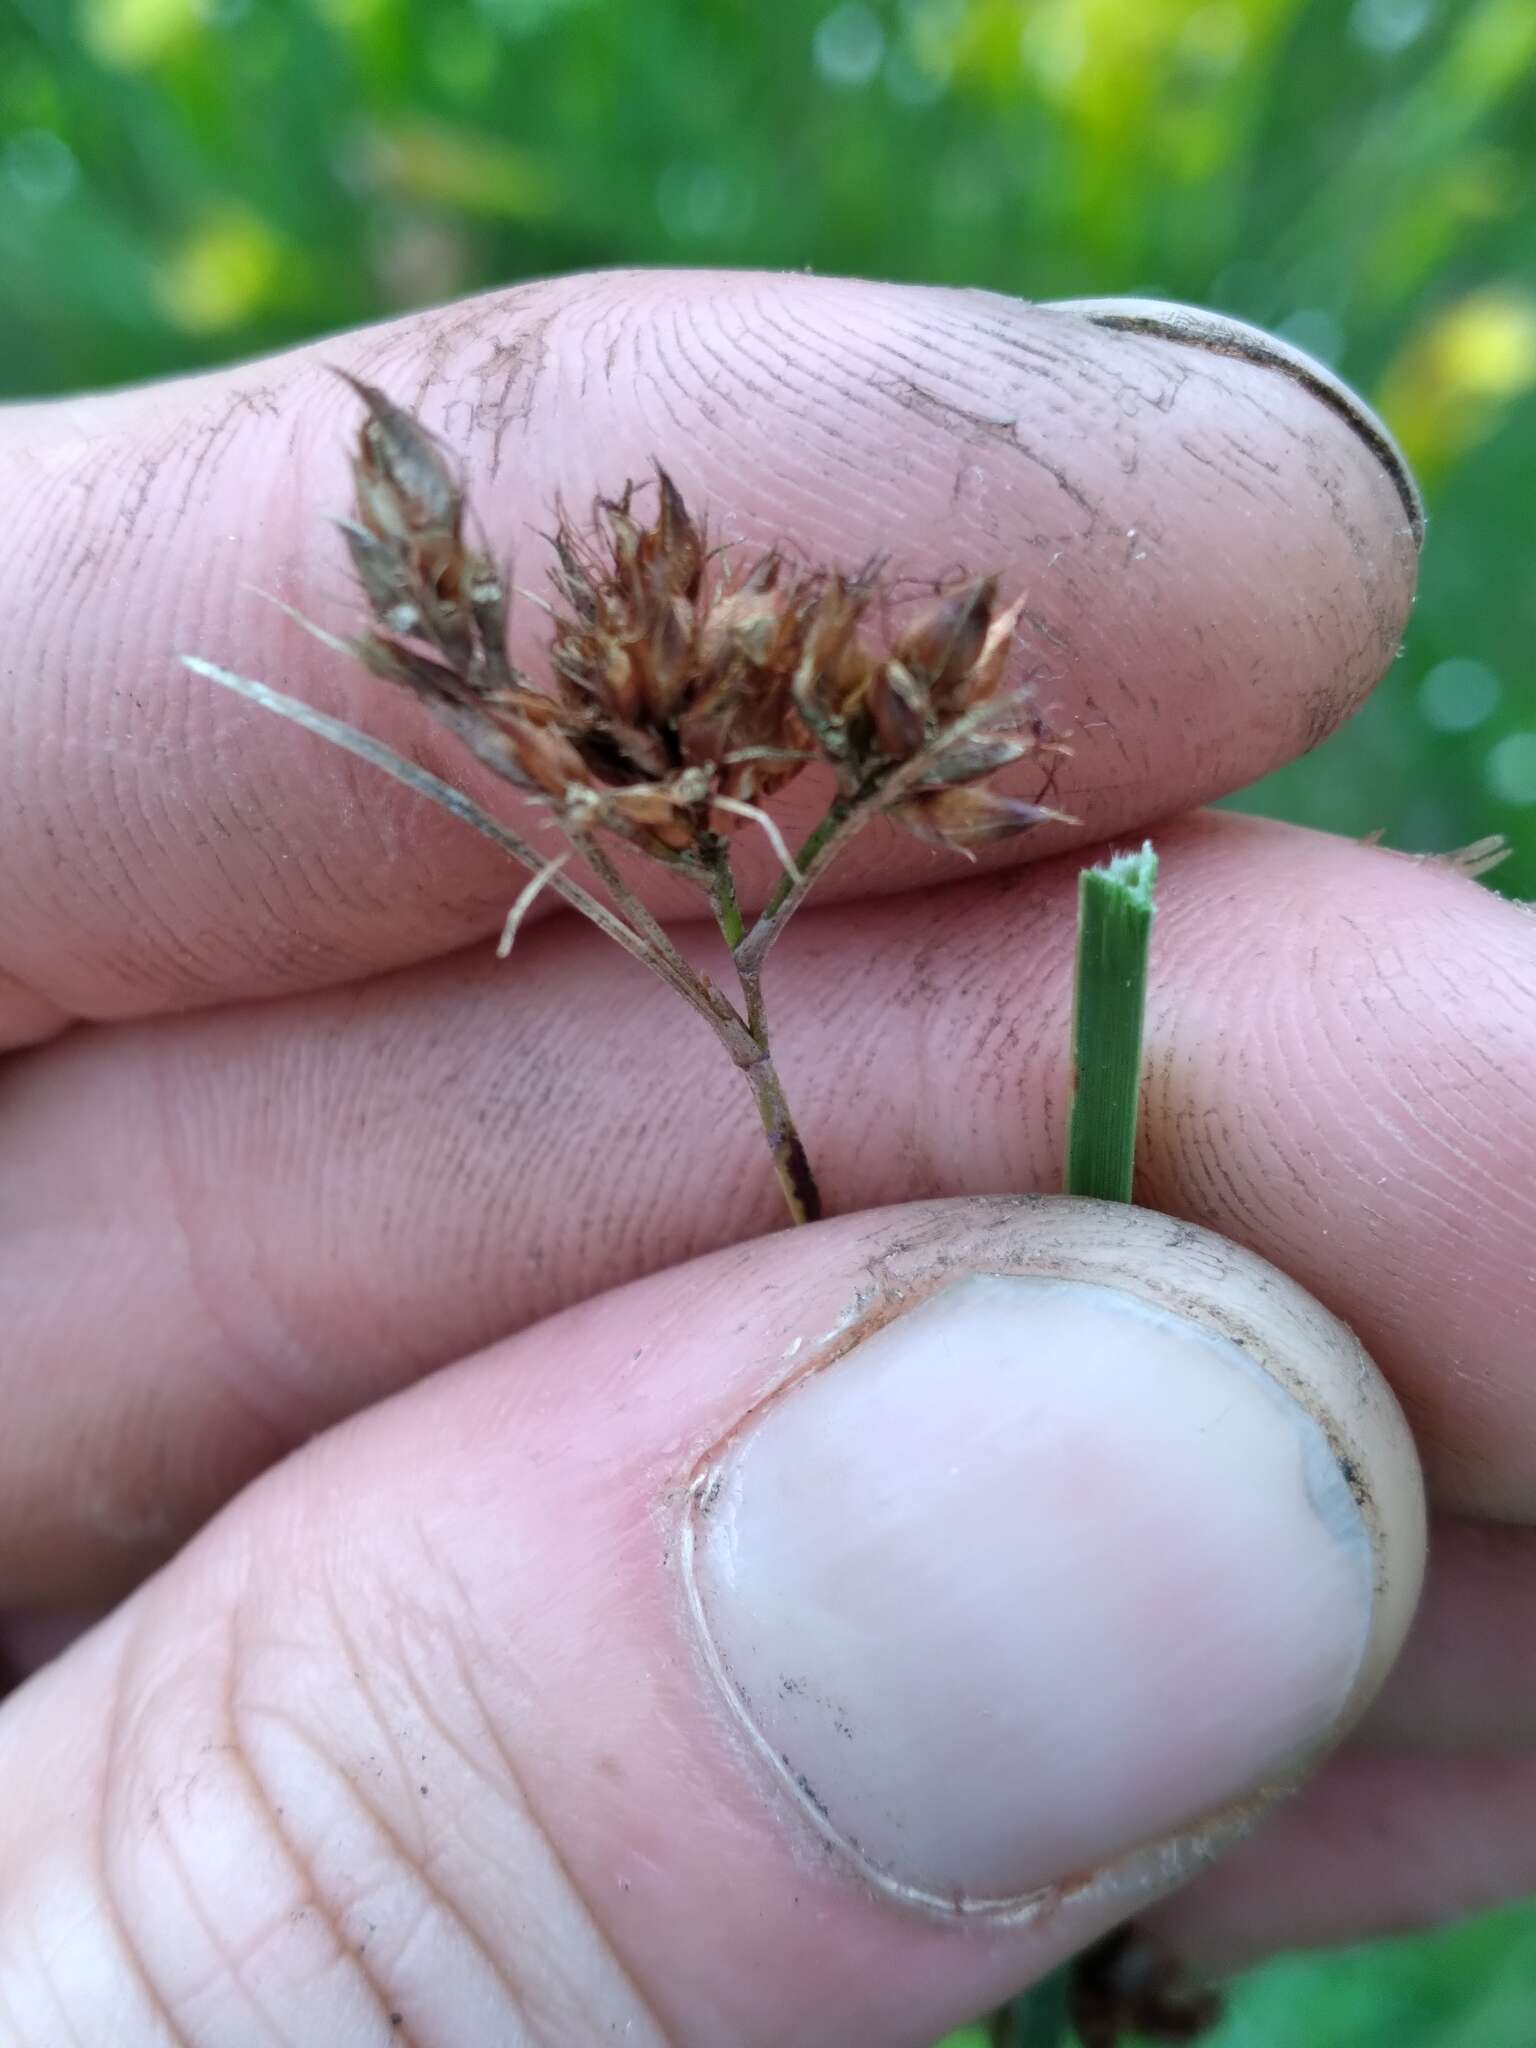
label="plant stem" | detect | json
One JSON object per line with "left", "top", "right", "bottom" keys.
{"left": 740, "top": 1046, "right": 822, "bottom": 1226}
{"left": 989, "top": 1970, "right": 1071, "bottom": 2048}
{"left": 734, "top": 796, "right": 856, "bottom": 980}
{"left": 185, "top": 657, "right": 760, "bottom": 1062}
{"left": 1065, "top": 842, "right": 1158, "bottom": 1205}
{"left": 714, "top": 707, "right": 1060, "bottom": 1225}
{"left": 707, "top": 843, "right": 823, "bottom": 1228}
{"left": 572, "top": 831, "right": 755, "bottom": 1060}
{"left": 707, "top": 846, "right": 746, "bottom": 948}
{"left": 754, "top": 797, "right": 852, "bottom": 929}
{"left": 185, "top": 660, "right": 665, "bottom": 977}
{"left": 738, "top": 694, "right": 1053, "bottom": 980}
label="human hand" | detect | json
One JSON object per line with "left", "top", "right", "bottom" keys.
{"left": 1, "top": 274, "right": 1531, "bottom": 2046}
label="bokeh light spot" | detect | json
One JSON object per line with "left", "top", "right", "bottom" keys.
{"left": 1350, "top": 0, "right": 1434, "bottom": 56}
{"left": 1485, "top": 733, "right": 1536, "bottom": 806}
{"left": 1419, "top": 658, "right": 1502, "bottom": 734}
{"left": 814, "top": 3, "right": 887, "bottom": 88}
{"left": 3, "top": 131, "right": 79, "bottom": 208}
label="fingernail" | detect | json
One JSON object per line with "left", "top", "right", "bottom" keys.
{"left": 684, "top": 1274, "right": 1374, "bottom": 1914}
{"left": 1046, "top": 296, "right": 1424, "bottom": 547}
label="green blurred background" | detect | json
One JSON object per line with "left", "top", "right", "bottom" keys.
{"left": 2, "top": 0, "right": 1533, "bottom": 2040}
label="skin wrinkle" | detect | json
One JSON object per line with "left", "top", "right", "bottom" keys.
{"left": 33, "top": 668, "right": 156, "bottom": 1008}
{"left": 1356, "top": 985, "right": 1516, "bottom": 1167}
{"left": 751, "top": 295, "right": 1009, "bottom": 502}
{"left": 663, "top": 300, "right": 723, "bottom": 433}
{"left": 227, "top": 1562, "right": 580, "bottom": 2042}
{"left": 148, "top": 1044, "right": 332, "bottom": 1458}
{"left": 486, "top": 313, "right": 561, "bottom": 482}
{"left": 64, "top": 506, "right": 244, "bottom": 998}
{"left": 1146, "top": 952, "right": 1336, "bottom": 1250}
{"left": 433, "top": 1625, "right": 675, "bottom": 2048}
{"left": 770, "top": 292, "right": 987, "bottom": 423}
{"left": 1310, "top": 920, "right": 1511, "bottom": 1204}
{"left": 170, "top": 387, "right": 283, "bottom": 530}
{"left": 684, "top": 296, "right": 811, "bottom": 483}
{"left": 1208, "top": 385, "right": 1389, "bottom": 632}
{"left": 872, "top": 335, "right": 1343, "bottom": 770}
{"left": 337, "top": 1523, "right": 670, "bottom": 2045}
{"left": 778, "top": 305, "right": 1070, "bottom": 513}
{"left": 718, "top": 301, "right": 899, "bottom": 493}
{"left": 629, "top": 310, "right": 699, "bottom": 453}
{"left": 295, "top": 1584, "right": 543, "bottom": 2038}
{"left": 6, "top": 1914, "right": 98, "bottom": 2048}
{"left": 679, "top": 291, "right": 781, "bottom": 443}
{"left": 178, "top": 1613, "right": 355, "bottom": 2036}
{"left": 96, "top": 1631, "right": 218, "bottom": 2048}
{"left": 908, "top": 299, "right": 1091, "bottom": 391}
{"left": 131, "top": 1763, "right": 312, "bottom": 2044}
{"left": 877, "top": 376, "right": 1105, "bottom": 537}
{"left": 228, "top": 1698, "right": 486, "bottom": 2042}
{"left": 101, "top": 658, "right": 225, "bottom": 992}
{"left": 1292, "top": 1086, "right": 1518, "bottom": 1453}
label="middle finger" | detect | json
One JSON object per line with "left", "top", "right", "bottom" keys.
{"left": 2, "top": 808, "right": 1532, "bottom": 1604}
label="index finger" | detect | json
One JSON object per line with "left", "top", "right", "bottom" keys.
{"left": 0, "top": 273, "right": 1419, "bottom": 1044}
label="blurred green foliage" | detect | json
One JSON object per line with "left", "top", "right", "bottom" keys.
{"left": 2, "top": 2, "right": 1534, "bottom": 2041}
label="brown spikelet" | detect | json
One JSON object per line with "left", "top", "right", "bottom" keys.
{"left": 892, "top": 575, "right": 996, "bottom": 708}
{"left": 333, "top": 381, "right": 1067, "bottom": 864}
{"left": 891, "top": 784, "right": 1070, "bottom": 851}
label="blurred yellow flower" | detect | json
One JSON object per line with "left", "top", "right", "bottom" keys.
{"left": 155, "top": 207, "right": 284, "bottom": 334}
{"left": 370, "top": 122, "right": 556, "bottom": 220}
{"left": 1378, "top": 286, "right": 1536, "bottom": 484}
{"left": 959, "top": 0, "right": 1298, "bottom": 249}
{"left": 1443, "top": 0, "right": 1536, "bottom": 108}
{"left": 79, "top": 0, "right": 200, "bottom": 70}
{"left": 1429, "top": 289, "right": 1536, "bottom": 399}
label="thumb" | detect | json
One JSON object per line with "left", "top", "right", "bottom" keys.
{"left": 0, "top": 1197, "right": 1424, "bottom": 2046}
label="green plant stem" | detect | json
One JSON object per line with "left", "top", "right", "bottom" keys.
{"left": 1065, "top": 841, "right": 1159, "bottom": 1205}
{"left": 754, "top": 796, "right": 852, "bottom": 928}
{"left": 989, "top": 1969, "right": 1071, "bottom": 2048}
{"left": 987, "top": 845, "right": 1158, "bottom": 2048}
{"left": 738, "top": 695, "right": 1049, "bottom": 979}
{"left": 707, "top": 845, "right": 746, "bottom": 948}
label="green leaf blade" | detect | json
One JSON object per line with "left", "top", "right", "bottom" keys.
{"left": 1065, "top": 841, "right": 1158, "bottom": 1205}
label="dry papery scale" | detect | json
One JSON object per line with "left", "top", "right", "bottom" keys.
{"left": 185, "top": 379, "right": 1072, "bottom": 1226}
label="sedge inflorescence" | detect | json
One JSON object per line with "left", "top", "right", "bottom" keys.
{"left": 186, "top": 378, "right": 1073, "bottom": 1229}
{"left": 339, "top": 375, "right": 1065, "bottom": 874}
